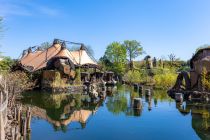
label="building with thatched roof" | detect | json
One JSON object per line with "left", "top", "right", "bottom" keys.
{"left": 19, "top": 39, "right": 99, "bottom": 89}
{"left": 20, "top": 39, "right": 98, "bottom": 73}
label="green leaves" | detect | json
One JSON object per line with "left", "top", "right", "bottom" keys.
{"left": 104, "top": 42, "right": 127, "bottom": 74}
{"left": 101, "top": 40, "right": 144, "bottom": 74}
{"left": 105, "top": 42, "right": 126, "bottom": 64}
{"left": 0, "top": 56, "right": 14, "bottom": 71}
{"left": 123, "top": 40, "right": 143, "bottom": 61}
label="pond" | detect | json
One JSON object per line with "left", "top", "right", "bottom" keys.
{"left": 20, "top": 85, "right": 210, "bottom": 140}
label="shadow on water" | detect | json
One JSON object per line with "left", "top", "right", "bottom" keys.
{"left": 20, "top": 85, "right": 210, "bottom": 140}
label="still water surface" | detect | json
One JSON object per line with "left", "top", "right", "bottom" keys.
{"left": 21, "top": 85, "right": 210, "bottom": 140}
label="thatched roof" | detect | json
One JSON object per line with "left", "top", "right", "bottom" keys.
{"left": 20, "top": 43, "right": 97, "bottom": 72}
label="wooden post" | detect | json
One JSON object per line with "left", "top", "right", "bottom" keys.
{"left": 133, "top": 98, "right": 142, "bottom": 109}
{"left": 21, "top": 117, "right": 27, "bottom": 136}
{"left": 138, "top": 86, "right": 143, "bottom": 94}
{"left": 145, "top": 89, "right": 151, "bottom": 97}
{"left": 17, "top": 106, "right": 22, "bottom": 125}
{"left": 14, "top": 107, "right": 17, "bottom": 121}
{"left": 134, "top": 84, "right": 138, "bottom": 91}
{"left": 12, "top": 127, "right": 15, "bottom": 140}
{"left": 0, "top": 111, "right": 5, "bottom": 140}
{"left": 148, "top": 97, "right": 152, "bottom": 111}
{"left": 15, "top": 126, "right": 20, "bottom": 140}
{"left": 26, "top": 107, "right": 31, "bottom": 132}
{"left": 0, "top": 91, "right": 2, "bottom": 104}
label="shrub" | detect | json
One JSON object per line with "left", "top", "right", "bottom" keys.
{"left": 0, "top": 57, "right": 14, "bottom": 71}
{"left": 201, "top": 67, "right": 210, "bottom": 91}
{"left": 123, "top": 70, "right": 142, "bottom": 84}
{"left": 154, "top": 70, "right": 177, "bottom": 89}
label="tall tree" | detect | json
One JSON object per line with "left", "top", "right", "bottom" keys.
{"left": 123, "top": 40, "right": 143, "bottom": 69}
{"left": 104, "top": 42, "right": 126, "bottom": 74}
{"left": 105, "top": 42, "right": 126, "bottom": 63}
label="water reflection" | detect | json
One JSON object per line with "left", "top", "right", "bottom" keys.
{"left": 176, "top": 101, "right": 210, "bottom": 140}
{"left": 105, "top": 85, "right": 174, "bottom": 117}
{"left": 21, "top": 92, "right": 102, "bottom": 132}
{"left": 20, "top": 85, "right": 210, "bottom": 140}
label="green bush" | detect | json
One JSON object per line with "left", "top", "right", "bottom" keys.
{"left": 0, "top": 57, "right": 14, "bottom": 71}
{"left": 154, "top": 71, "right": 177, "bottom": 89}
{"left": 123, "top": 70, "right": 142, "bottom": 84}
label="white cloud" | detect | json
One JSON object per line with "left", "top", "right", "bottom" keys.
{"left": 36, "top": 6, "right": 60, "bottom": 17}
{"left": 0, "top": 0, "right": 61, "bottom": 17}
{"left": 0, "top": 3, "right": 32, "bottom": 17}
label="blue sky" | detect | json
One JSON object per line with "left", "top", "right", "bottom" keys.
{"left": 1, "top": 0, "right": 210, "bottom": 60}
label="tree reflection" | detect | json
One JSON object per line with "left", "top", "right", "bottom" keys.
{"left": 106, "top": 93, "right": 128, "bottom": 115}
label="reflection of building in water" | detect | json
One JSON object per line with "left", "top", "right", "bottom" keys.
{"left": 21, "top": 92, "right": 101, "bottom": 131}
{"left": 31, "top": 106, "right": 93, "bottom": 129}
{"left": 176, "top": 102, "right": 210, "bottom": 140}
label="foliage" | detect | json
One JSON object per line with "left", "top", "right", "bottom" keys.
{"left": 105, "top": 42, "right": 126, "bottom": 63}
{"left": 122, "top": 40, "right": 143, "bottom": 69}
{"left": 98, "top": 56, "right": 114, "bottom": 71}
{"left": 154, "top": 70, "right": 177, "bottom": 89}
{"left": 106, "top": 93, "right": 127, "bottom": 115}
{"left": 74, "top": 68, "right": 82, "bottom": 85}
{"left": 103, "top": 42, "right": 126, "bottom": 75}
{"left": 0, "top": 56, "right": 14, "bottom": 71}
{"left": 201, "top": 67, "right": 210, "bottom": 91}
{"left": 123, "top": 70, "right": 144, "bottom": 84}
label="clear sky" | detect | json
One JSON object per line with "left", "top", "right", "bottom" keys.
{"left": 1, "top": 0, "right": 210, "bottom": 61}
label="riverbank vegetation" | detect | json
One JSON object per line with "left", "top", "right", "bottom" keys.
{"left": 99, "top": 40, "right": 188, "bottom": 89}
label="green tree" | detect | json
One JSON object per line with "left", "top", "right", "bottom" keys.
{"left": 0, "top": 57, "right": 14, "bottom": 71}
{"left": 123, "top": 40, "right": 143, "bottom": 69}
{"left": 104, "top": 42, "right": 126, "bottom": 74}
